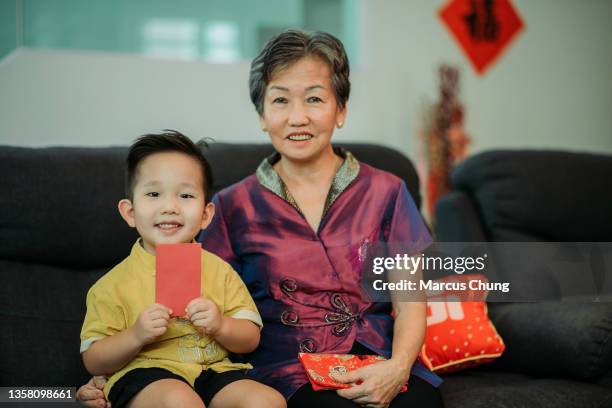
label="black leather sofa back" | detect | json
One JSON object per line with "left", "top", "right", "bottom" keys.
{"left": 0, "top": 142, "right": 421, "bottom": 386}
{"left": 437, "top": 150, "right": 612, "bottom": 242}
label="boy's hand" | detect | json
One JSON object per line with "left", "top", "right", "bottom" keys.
{"left": 131, "top": 303, "right": 172, "bottom": 346}
{"left": 186, "top": 297, "right": 224, "bottom": 336}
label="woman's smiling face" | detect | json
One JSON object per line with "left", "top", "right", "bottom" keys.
{"left": 259, "top": 55, "right": 347, "bottom": 163}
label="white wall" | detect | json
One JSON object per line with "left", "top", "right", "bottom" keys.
{"left": 1, "top": 0, "right": 611, "bottom": 163}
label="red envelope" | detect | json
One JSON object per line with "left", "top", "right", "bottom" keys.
{"left": 298, "top": 353, "right": 408, "bottom": 392}
{"left": 156, "top": 243, "right": 201, "bottom": 317}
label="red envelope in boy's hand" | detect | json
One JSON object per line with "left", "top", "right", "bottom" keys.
{"left": 156, "top": 243, "right": 201, "bottom": 317}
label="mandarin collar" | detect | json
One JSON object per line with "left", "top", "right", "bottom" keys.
{"left": 131, "top": 239, "right": 156, "bottom": 274}
{"left": 255, "top": 146, "right": 360, "bottom": 215}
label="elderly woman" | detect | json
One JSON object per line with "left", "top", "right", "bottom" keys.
{"left": 78, "top": 30, "right": 443, "bottom": 408}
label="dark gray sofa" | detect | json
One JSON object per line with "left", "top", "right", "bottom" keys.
{"left": 435, "top": 150, "right": 612, "bottom": 408}
{"left": 1, "top": 143, "right": 610, "bottom": 407}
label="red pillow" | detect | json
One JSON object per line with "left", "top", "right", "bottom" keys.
{"left": 419, "top": 274, "right": 505, "bottom": 374}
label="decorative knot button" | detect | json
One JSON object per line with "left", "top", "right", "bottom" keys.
{"left": 300, "top": 338, "right": 317, "bottom": 353}
{"left": 280, "top": 310, "right": 299, "bottom": 325}
{"left": 280, "top": 278, "right": 298, "bottom": 293}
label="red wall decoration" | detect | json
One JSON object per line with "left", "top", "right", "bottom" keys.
{"left": 439, "top": 0, "right": 524, "bottom": 75}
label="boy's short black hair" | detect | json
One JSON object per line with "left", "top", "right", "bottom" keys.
{"left": 125, "top": 130, "right": 214, "bottom": 203}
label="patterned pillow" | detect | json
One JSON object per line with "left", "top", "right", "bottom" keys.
{"left": 419, "top": 274, "right": 505, "bottom": 373}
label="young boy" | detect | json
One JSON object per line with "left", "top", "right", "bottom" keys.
{"left": 80, "top": 131, "right": 286, "bottom": 408}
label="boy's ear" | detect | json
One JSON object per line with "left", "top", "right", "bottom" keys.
{"left": 200, "top": 202, "right": 216, "bottom": 230}
{"left": 118, "top": 199, "right": 136, "bottom": 228}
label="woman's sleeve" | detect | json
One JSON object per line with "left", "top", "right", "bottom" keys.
{"left": 198, "top": 194, "right": 241, "bottom": 272}
{"left": 386, "top": 182, "right": 433, "bottom": 255}
{"left": 222, "top": 265, "right": 263, "bottom": 328}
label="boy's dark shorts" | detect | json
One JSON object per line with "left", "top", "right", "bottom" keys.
{"left": 108, "top": 367, "right": 251, "bottom": 408}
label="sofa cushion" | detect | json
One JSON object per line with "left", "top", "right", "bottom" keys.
{"left": 451, "top": 150, "right": 612, "bottom": 242}
{"left": 420, "top": 275, "right": 505, "bottom": 374}
{"left": 434, "top": 191, "right": 488, "bottom": 242}
{"left": 0, "top": 146, "right": 137, "bottom": 270}
{"left": 486, "top": 302, "right": 612, "bottom": 382}
{"left": 441, "top": 370, "right": 612, "bottom": 408}
{"left": 0, "top": 260, "right": 105, "bottom": 386}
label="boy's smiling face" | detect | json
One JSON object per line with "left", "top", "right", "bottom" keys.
{"left": 118, "top": 151, "right": 214, "bottom": 254}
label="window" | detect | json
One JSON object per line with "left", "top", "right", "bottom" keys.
{"left": 15, "top": 0, "right": 358, "bottom": 63}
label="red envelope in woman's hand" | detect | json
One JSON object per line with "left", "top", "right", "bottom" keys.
{"left": 298, "top": 353, "right": 408, "bottom": 392}
{"left": 156, "top": 243, "right": 201, "bottom": 317}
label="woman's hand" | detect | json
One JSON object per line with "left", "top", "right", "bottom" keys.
{"left": 75, "top": 376, "right": 111, "bottom": 408}
{"left": 333, "top": 358, "right": 410, "bottom": 408}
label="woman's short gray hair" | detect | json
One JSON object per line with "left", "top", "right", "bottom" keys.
{"left": 249, "top": 29, "right": 350, "bottom": 116}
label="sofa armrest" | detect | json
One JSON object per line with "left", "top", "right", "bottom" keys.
{"left": 434, "top": 191, "right": 488, "bottom": 242}
{"left": 487, "top": 302, "right": 612, "bottom": 382}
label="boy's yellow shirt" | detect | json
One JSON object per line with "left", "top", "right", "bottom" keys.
{"left": 80, "top": 241, "right": 262, "bottom": 397}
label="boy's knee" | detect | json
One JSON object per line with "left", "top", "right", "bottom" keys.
{"left": 158, "top": 384, "right": 204, "bottom": 408}
{"left": 246, "top": 388, "right": 286, "bottom": 408}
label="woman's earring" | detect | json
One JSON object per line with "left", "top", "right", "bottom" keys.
{"left": 337, "top": 122, "right": 344, "bottom": 129}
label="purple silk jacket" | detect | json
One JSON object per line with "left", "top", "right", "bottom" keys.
{"left": 198, "top": 151, "right": 442, "bottom": 398}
